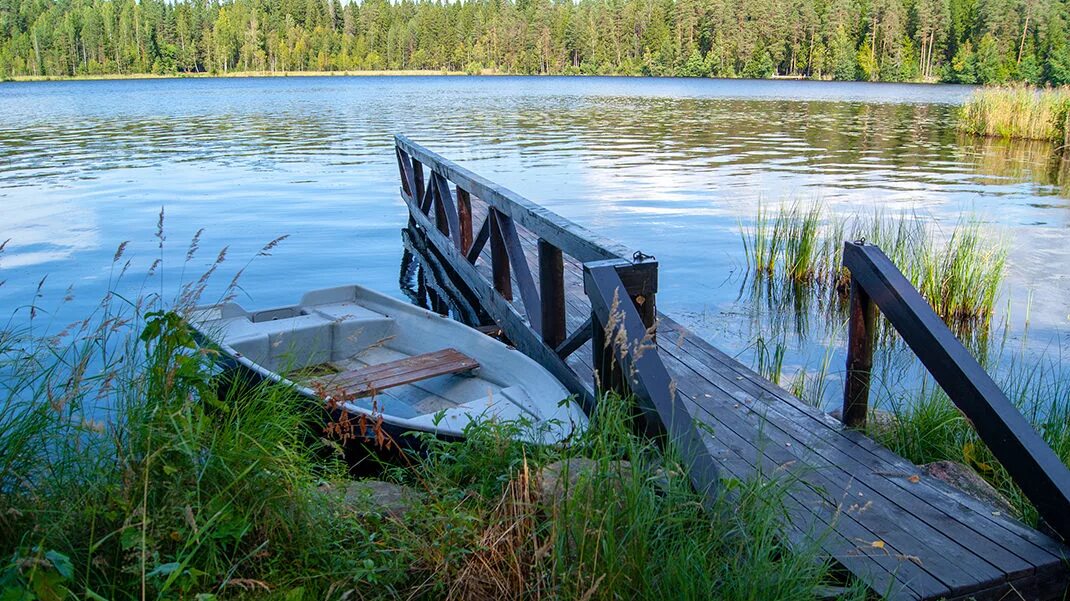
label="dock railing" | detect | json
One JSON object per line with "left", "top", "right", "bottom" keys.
{"left": 394, "top": 135, "right": 719, "bottom": 495}
{"left": 841, "top": 240, "right": 1070, "bottom": 541}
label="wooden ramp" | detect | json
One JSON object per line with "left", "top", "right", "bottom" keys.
{"left": 394, "top": 136, "right": 1070, "bottom": 600}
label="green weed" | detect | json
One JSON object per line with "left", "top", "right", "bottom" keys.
{"left": 739, "top": 205, "right": 1007, "bottom": 328}
{"left": 0, "top": 231, "right": 862, "bottom": 600}
{"left": 958, "top": 84, "right": 1070, "bottom": 143}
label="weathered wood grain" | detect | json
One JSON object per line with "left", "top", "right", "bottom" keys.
{"left": 844, "top": 241, "right": 1070, "bottom": 543}
{"left": 321, "top": 348, "right": 478, "bottom": 398}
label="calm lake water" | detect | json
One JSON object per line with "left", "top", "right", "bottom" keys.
{"left": 1, "top": 76, "right": 1068, "bottom": 407}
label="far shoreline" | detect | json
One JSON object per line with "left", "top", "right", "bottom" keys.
{"left": 1, "top": 69, "right": 957, "bottom": 85}
{"left": 3, "top": 69, "right": 473, "bottom": 82}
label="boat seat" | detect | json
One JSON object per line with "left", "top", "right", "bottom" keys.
{"left": 318, "top": 348, "right": 479, "bottom": 399}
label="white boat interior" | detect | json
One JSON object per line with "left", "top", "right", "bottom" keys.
{"left": 191, "top": 285, "right": 586, "bottom": 442}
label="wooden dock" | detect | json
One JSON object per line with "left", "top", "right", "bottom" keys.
{"left": 393, "top": 136, "right": 1070, "bottom": 600}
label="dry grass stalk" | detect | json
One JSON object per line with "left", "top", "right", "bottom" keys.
{"left": 447, "top": 461, "right": 543, "bottom": 601}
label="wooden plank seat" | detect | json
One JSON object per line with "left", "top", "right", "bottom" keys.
{"left": 320, "top": 348, "right": 479, "bottom": 398}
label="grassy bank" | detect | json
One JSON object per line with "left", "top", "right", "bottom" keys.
{"left": 0, "top": 240, "right": 860, "bottom": 599}
{"left": 866, "top": 356, "right": 1070, "bottom": 526}
{"left": 958, "top": 84, "right": 1070, "bottom": 148}
{"left": 3, "top": 69, "right": 473, "bottom": 83}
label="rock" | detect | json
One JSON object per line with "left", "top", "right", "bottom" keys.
{"left": 317, "top": 480, "right": 422, "bottom": 518}
{"left": 921, "top": 460, "right": 1016, "bottom": 518}
{"left": 829, "top": 408, "right": 898, "bottom": 433}
{"left": 537, "top": 458, "right": 632, "bottom": 508}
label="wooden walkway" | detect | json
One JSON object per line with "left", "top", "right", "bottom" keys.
{"left": 395, "top": 136, "right": 1070, "bottom": 600}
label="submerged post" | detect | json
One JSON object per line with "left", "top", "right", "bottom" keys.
{"left": 843, "top": 268, "right": 875, "bottom": 429}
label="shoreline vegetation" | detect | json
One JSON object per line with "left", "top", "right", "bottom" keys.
{"left": 958, "top": 84, "right": 1070, "bottom": 146}
{"left": 737, "top": 204, "right": 1070, "bottom": 525}
{"left": 0, "top": 235, "right": 864, "bottom": 600}
{"left": 2, "top": 69, "right": 470, "bottom": 82}
{"left": 740, "top": 203, "right": 1008, "bottom": 326}
{"left": 0, "top": 69, "right": 968, "bottom": 84}
{"left": 3, "top": 0, "right": 1070, "bottom": 86}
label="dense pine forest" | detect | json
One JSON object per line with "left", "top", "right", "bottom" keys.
{"left": 1, "top": 0, "right": 1068, "bottom": 83}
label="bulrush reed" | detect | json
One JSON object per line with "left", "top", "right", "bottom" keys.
{"left": 740, "top": 204, "right": 1007, "bottom": 326}
{"left": 958, "top": 84, "right": 1070, "bottom": 147}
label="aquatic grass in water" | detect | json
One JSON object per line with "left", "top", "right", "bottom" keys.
{"left": 921, "top": 221, "right": 1007, "bottom": 323}
{"left": 740, "top": 200, "right": 781, "bottom": 275}
{"left": 742, "top": 201, "right": 822, "bottom": 282}
{"left": 739, "top": 204, "right": 1007, "bottom": 327}
{"left": 958, "top": 84, "right": 1070, "bottom": 144}
{"left": 783, "top": 202, "right": 823, "bottom": 282}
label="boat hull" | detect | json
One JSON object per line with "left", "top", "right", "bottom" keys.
{"left": 192, "top": 284, "right": 587, "bottom": 445}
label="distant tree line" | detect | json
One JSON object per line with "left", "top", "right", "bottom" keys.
{"left": 1, "top": 0, "right": 1068, "bottom": 84}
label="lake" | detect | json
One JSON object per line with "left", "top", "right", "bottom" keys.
{"left": 1, "top": 75, "right": 1067, "bottom": 408}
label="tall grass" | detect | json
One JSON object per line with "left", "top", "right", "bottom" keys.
{"left": 958, "top": 83, "right": 1070, "bottom": 145}
{"left": 0, "top": 232, "right": 863, "bottom": 599}
{"left": 740, "top": 200, "right": 782, "bottom": 276}
{"left": 388, "top": 394, "right": 865, "bottom": 600}
{"left": 868, "top": 354, "right": 1070, "bottom": 526}
{"left": 739, "top": 205, "right": 1007, "bottom": 327}
{"left": 741, "top": 201, "right": 820, "bottom": 282}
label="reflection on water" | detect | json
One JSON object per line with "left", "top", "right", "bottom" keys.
{"left": 0, "top": 76, "right": 1067, "bottom": 408}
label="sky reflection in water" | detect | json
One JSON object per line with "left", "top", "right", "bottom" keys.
{"left": 1, "top": 76, "right": 1067, "bottom": 408}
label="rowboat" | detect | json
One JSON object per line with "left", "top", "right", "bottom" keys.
{"left": 190, "top": 285, "right": 587, "bottom": 445}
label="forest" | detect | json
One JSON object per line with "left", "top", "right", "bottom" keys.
{"left": 1, "top": 0, "right": 1068, "bottom": 84}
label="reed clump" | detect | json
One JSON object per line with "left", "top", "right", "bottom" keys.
{"left": 958, "top": 84, "right": 1070, "bottom": 145}
{"left": 741, "top": 201, "right": 821, "bottom": 282}
{"left": 739, "top": 205, "right": 1007, "bottom": 326}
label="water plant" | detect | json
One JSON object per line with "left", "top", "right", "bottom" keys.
{"left": 958, "top": 84, "right": 1070, "bottom": 144}
{"left": 784, "top": 202, "right": 823, "bottom": 281}
{"left": 739, "top": 204, "right": 1007, "bottom": 328}
{"left": 740, "top": 200, "right": 781, "bottom": 275}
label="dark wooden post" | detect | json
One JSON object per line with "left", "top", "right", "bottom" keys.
{"left": 538, "top": 239, "right": 566, "bottom": 348}
{"left": 395, "top": 147, "right": 413, "bottom": 197}
{"left": 457, "top": 187, "right": 473, "bottom": 255}
{"left": 616, "top": 260, "right": 659, "bottom": 340}
{"left": 843, "top": 275, "right": 875, "bottom": 428}
{"left": 412, "top": 160, "right": 425, "bottom": 208}
{"left": 432, "top": 174, "right": 449, "bottom": 238}
{"left": 586, "top": 259, "right": 656, "bottom": 398}
{"left": 632, "top": 290, "right": 656, "bottom": 341}
{"left": 591, "top": 306, "right": 626, "bottom": 396}
{"left": 489, "top": 209, "right": 512, "bottom": 300}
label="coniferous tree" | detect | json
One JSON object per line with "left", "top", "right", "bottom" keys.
{"left": 0, "top": 0, "right": 1066, "bottom": 83}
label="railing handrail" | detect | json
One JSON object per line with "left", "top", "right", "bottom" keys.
{"left": 842, "top": 240, "right": 1070, "bottom": 541}
{"left": 395, "top": 135, "right": 634, "bottom": 263}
